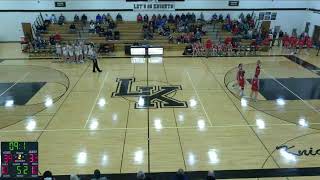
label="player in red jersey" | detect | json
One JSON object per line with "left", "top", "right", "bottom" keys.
{"left": 236, "top": 63, "right": 245, "bottom": 96}
{"left": 250, "top": 74, "right": 259, "bottom": 101}
{"left": 255, "top": 60, "right": 261, "bottom": 77}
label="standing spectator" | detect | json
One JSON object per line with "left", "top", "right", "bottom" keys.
{"left": 81, "top": 14, "right": 88, "bottom": 24}
{"left": 102, "top": 14, "right": 107, "bottom": 24}
{"left": 278, "top": 30, "right": 284, "bottom": 46}
{"left": 50, "top": 14, "right": 57, "bottom": 24}
{"left": 74, "top": 14, "right": 80, "bottom": 22}
{"left": 116, "top": 13, "right": 123, "bottom": 22}
{"left": 137, "top": 13, "right": 143, "bottom": 23}
{"left": 91, "top": 169, "right": 107, "bottom": 180}
{"left": 44, "top": 14, "right": 51, "bottom": 25}
{"left": 175, "top": 169, "right": 188, "bottom": 180}
{"left": 207, "top": 171, "right": 216, "bottom": 180}
{"left": 143, "top": 14, "right": 149, "bottom": 23}
{"left": 58, "top": 14, "right": 65, "bottom": 25}
{"left": 96, "top": 14, "right": 102, "bottom": 23}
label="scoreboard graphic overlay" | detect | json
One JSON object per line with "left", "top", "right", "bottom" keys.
{"left": 1, "top": 142, "right": 38, "bottom": 178}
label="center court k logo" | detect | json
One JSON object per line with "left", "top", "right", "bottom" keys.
{"left": 112, "top": 78, "right": 188, "bottom": 109}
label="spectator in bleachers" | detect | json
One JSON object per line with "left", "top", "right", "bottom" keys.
{"left": 106, "top": 28, "right": 113, "bottom": 40}
{"left": 168, "top": 13, "right": 174, "bottom": 23}
{"left": 211, "top": 13, "right": 218, "bottom": 22}
{"left": 175, "top": 169, "right": 188, "bottom": 180}
{"left": 116, "top": 13, "right": 123, "bottom": 22}
{"left": 69, "top": 23, "right": 76, "bottom": 33}
{"left": 108, "top": 20, "right": 116, "bottom": 29}
{"left": 175, "top": 14, "right": 180, "bottom": 23}
{"left": 54, "top": 32, "right": 61, "bottom": 43}
{"left": 72, "top": 14, "right": 78, "bottom": 23}
{"left": 58, "top": 14, "right": 65, "bottom": 25}
{"left": 114, "top": 30, "right": 120, "bottom": 40}
{"left": 91, "top": 169, "right": 107, "bottom": 180}
{"left": 96, "top": 14, "right": 102, "bottom": 24}
{"left": 137, "top": 171, "right": 146, "bottom": 180}
{"left": 89, "top": 21, "right": 96, "bottom": 33}
{"left": 42, "top": 170, "right": 54, "bottom": 180}
{"left": 207, "top": 171, "right": 216, "bottom": 180}
{"left": 143, "top": 14, "right": 149, "bottom": 23}
{"left": 81, "top": 14, "right": 87, "bottom": 24}
{"left": 95, "top": 23, "right": 101, "bottom": 34}
{"left": 99, "top": 27, "right": 105, "bottom": 37}
{"left": 44, "top": 14, "right": 51, "bottom": 25}
{"left": 107, "top": 13, "right": 113, "bottom": 22}
{"left": 199, "top": 12, "right": 205, "bottom": 22}
{"left": 102, "top": 14, "right": 107, "bottom": 24}
{"left": 181, "top": 13, "right": 186, "bottom": 21}
{"left": 50, "top": 14, "right": 57, "bottom": 24}
{"left": 137, "top": 13, "right": 143, "bottom": 23}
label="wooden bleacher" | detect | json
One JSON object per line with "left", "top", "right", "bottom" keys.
{"left": 38, "top": 21, "right": 212, "bottom": 55}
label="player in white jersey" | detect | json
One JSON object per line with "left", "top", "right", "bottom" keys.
{"left": 74, "top": 43, "right": 82, "bottom": 63}
{"left": 67, "top": 43, "right": 75, "bottom": 63}
{"left": 62, "top": 44, "right": 69, "bottom": 63}
{"left": 55, "top": 43, "right": 62, "bottom": 62}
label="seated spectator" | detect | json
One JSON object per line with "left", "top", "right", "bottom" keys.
{"left": 44, "top": 14, "right": 51, "bottom": 25}
{"left": 151, "top": 14, "right": 156, "bottom": 22}
{"left": 96, "top": 14, "right": 102, "bottom": 23}
{"left": 74, "top": 14, "right": 79, "bottom": 22}
{"left": 116, "top": 13, "right": 123, "bottom": 22}
{"left": 109, "top": 20, "right": 115, "bottom": 29}
{"left": 114, "top": 30, "right": 120, "bottom": 40}
{"left": 175, "top": 14, "right": 180, "bottom": 22}
{"left": 143, "top": 14, "right": 149, "bottom": 23}
{"left": 107, "top": 13, "right": 113, "bottom": 22}
{"left": 50, "top": 14, "right": 57, "bottom": 24}
{"left": 106, "top": 29, "right": 113, "bottom": 40}
{"left": 99, "top": 27, "right": 105, "bottom": 37}
{"left": 81, "top": 14, "right": 87, "bottom": 24}
{"left": 175, "top": 169, "right": 188, "bottom": 180}
{"left": 58, "top": 14, "right": 65, "bottom": 25}
{"left": 181, "top": 13, "right": 186, "bottom": 21}
{"left": 168, "top": 13, "right": 174, "bottom": 23}
{"left": 69, "top": 23, "right": 76, "bottom": 33}
{"left": 42, "top": 170, "right": 54, "bottom": 180}
{"left": 95, "top": 23, "right": 101, "bottom": 34}
{"left": 137, "top": 13, "right": 143, "bottom": 23}
{"left": 162, "top": 14, "right": 167, "bottom": 20}
{"left": 207, "top": 171, "right": 216, "bottom": 180}
{"left": 49, "top": 35, "right": 55, "bottom": 45}
{"left": 91, "top": 169, "right": 107, "bottom": 180}
{"left": 137, "top": 171, "right": 145, "bottom": 180}
{"left": 54, "top": 32, "right": 61, "bottom": 43}
{"left": 102, "top": 14, "right": 107, "bottom": 24}
{"left": 89, "top": 21, "right": 95, "bottom": 33}
{"left": 212, "top": 13, "right": 218, "bottom": 22}
{"left": 183, "top": 44, "right": 193, "bottom": 55}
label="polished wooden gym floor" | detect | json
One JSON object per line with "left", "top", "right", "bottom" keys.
{"left": 0, "top": 44, "right": 320, "bottom": 179}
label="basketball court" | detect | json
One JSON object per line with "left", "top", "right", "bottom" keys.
{"left": 1, "top": 46, "right": 320, "bottom": 179}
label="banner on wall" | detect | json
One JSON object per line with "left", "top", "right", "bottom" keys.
{"left": 133, "top": 3, "right": 175, "bottom": 11}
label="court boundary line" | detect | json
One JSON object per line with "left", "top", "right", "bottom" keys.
{"left": 3, "top": 122, "right": 319, "bottom": 133}
{"left": 201, "top": 59, "right": 289, "bottom": 180}
{"left": 0, "top": 72, "right": 30, "bottom": 97}
{"left": 162, "top": 60, "right": 187, "bottom": 170}
{"left": 261, "top": 68, "right": 320, "bottom": 114}
{"left": 186, "top": 71, "right": 213, "bottom": 127}
{"left": 83, "top": 72, "right": 109, "bottom": 129}
{"left": 36, "top": 63, "right": 90, "bottom": 141}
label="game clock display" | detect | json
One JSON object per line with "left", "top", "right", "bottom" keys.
{"left": 1, "top": 142, "right": 38, "bottom": 178}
